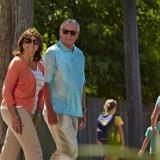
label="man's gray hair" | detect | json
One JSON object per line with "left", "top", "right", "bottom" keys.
{"left": 60, "top": 19, "right": 80, "bottom": 32}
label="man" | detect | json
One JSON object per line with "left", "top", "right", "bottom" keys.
{"left": 42, "top": 19, "right": 86, "bottom": 160}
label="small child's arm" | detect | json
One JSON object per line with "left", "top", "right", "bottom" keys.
{"left": 138, "top": 137, "right": 150, "bottom": 158}
{"left": 115, "top": 116, "right": 125, "bottom": 146}
{"left": 117, "top": 125, "right": 125, "bottom": 146}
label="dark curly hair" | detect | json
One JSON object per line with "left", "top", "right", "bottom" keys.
{"left": 13, "top": 28, "right": 43, "bottom": 61}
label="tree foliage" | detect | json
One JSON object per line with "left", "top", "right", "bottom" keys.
{"left": 136, "top": 0, "right": 160, "bottom": 102}
{"left": 34, "top": 0, "right": 160, "bottom": 103}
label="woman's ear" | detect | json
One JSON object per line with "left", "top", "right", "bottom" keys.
{"left": 35, "top": 46, "right": 39, "bottom": 51}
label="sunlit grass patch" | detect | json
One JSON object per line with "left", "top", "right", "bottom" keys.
{"left": 79, "top": 144, "right": 154, "bottom": 160}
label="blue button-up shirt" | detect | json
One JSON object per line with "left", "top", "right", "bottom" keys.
{"left": 43, "top": 40, "right": 85, "bottom": 117}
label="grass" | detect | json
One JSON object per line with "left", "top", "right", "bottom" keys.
{"left": 79, "top": 144, "right": 156, "bottom": 160}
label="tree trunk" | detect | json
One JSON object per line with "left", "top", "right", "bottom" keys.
{"left": 0, "top": 0, "right": 13, "bottom": 148}
{"left": 0, "top": 0, "right": 33, "bottom": 148}
{"left": 123, "top": 0, "right": 143, "bottom": 148}
{"left": 12, "top": 0, "right": 34, "bottom": 50}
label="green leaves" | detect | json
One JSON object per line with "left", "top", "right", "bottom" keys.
{"left": 34, "top": 0, "right": 160, "bottom": 102}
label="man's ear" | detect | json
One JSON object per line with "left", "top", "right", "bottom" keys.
{"left": 76, "top": 32, "right": 80, "bottom": 39}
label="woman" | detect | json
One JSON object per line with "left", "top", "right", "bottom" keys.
{"left": 0, "top": 28, "right": 44, "bottom": 160}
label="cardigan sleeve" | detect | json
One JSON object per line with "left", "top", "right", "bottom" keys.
{"left": 2, "top": 58, "right": 20, "bottom": 106}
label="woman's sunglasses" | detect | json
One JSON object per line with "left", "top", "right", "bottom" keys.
{"left": 24, "top": 38, "right": 40, "bottom": 45}
{"left": 61, "top": 29, "right": 77, "bottom": 36}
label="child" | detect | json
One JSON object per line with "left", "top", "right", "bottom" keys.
{"left": 138, "top": 120, "right": 160, "bottom": 159}
{"left": 96, "top": 99, "right": 125, "bottom": 160}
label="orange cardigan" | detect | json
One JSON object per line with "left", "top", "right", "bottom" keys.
{"left": 1, "top": 56, "right": 44, "bottom": 113}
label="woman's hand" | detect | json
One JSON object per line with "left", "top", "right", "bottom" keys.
{"left": 12, "top": 116, "right": 23, "bottom": 134}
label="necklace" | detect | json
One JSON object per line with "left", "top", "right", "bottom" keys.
{"left": 21, "top": 55, "right": 37, "bottom": 70}
{"left": 26, "top": 61, "right": 37, "bottom": 70}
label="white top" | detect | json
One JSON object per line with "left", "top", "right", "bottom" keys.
{"left": 31, "top": 65, "right": 44, "bottom": 114}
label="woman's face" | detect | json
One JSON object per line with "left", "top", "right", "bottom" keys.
{"left": 22, "top": 36, "right": 40, "bottom": 57}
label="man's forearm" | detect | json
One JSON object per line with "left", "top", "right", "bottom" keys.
{"left": 82, "top": 86, "right": 86, "bottom": 110}
{"left": 44, "top": 83, "right": 54, "bottom": 111}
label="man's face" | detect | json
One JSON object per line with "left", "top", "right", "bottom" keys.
{"left": 60, "top": 22, "right": 79, "bottom": 49}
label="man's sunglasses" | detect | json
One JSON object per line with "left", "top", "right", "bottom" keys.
{"left": 61, "top": 29, "right": 77, "bottom": 36}
{"left": 24, "top": 38, "right": 40, "bottom": 45}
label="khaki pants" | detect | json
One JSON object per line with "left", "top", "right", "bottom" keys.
{"left": 0, "top": 105, "right": 43, "bottom": 160}
{"left": 43, "top": 109, "right": 78, "bottom": 160}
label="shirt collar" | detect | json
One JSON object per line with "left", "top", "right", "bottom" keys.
{"left": 57, "top": 40, "right": 75, "bottom": 53}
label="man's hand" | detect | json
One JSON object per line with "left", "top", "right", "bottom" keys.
{"left": 44, "top": 83, "right": 58, "bottom": 125}
{"left": 47, "top": 108, "right": 58, "bottom": 125}
{"left": 79, "top": 112, "right": 87, "bottom": 130}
